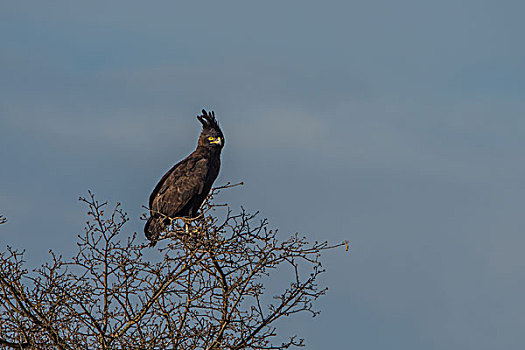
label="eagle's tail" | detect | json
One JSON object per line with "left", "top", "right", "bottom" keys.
{"left": 144, "top": 215, "right": 166, "bottom": 246}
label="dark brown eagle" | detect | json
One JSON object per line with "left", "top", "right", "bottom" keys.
{"left": 144, "top": 109, "right": 224, "bottom": 244}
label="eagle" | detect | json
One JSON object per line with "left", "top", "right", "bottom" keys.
{"left": 144, "top": 109, "right": 224, "bottom": 245}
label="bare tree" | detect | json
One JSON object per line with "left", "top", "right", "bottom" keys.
{"left": 0, "top": 185, "right": 347, "bottom": 349}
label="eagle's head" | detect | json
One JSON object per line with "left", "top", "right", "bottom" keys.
{"left": 197, "top": 109, "right": 224, "bottom": 149}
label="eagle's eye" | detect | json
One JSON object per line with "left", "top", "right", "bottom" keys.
{"left": 208, "top": 136, "right": 214, "bottom": 141}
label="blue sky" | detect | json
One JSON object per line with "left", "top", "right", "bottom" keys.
{"left": 1, "top": 1, "right": 525, "bottom": 348}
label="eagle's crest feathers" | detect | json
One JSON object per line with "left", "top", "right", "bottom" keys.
{"left": 197, "top": 109, "right": 220, "bottom": 132}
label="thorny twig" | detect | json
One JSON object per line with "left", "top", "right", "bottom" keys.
{"left": 0, "top": 185, "right": 348, "bottom": 349}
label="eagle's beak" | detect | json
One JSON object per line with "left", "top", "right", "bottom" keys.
{"left": 210, "top": 137, "right": 223, "bottom": 146}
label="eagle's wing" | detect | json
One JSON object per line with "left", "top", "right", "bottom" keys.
{"left": 149, "top": 156, "right": 210, "bottom": 218}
